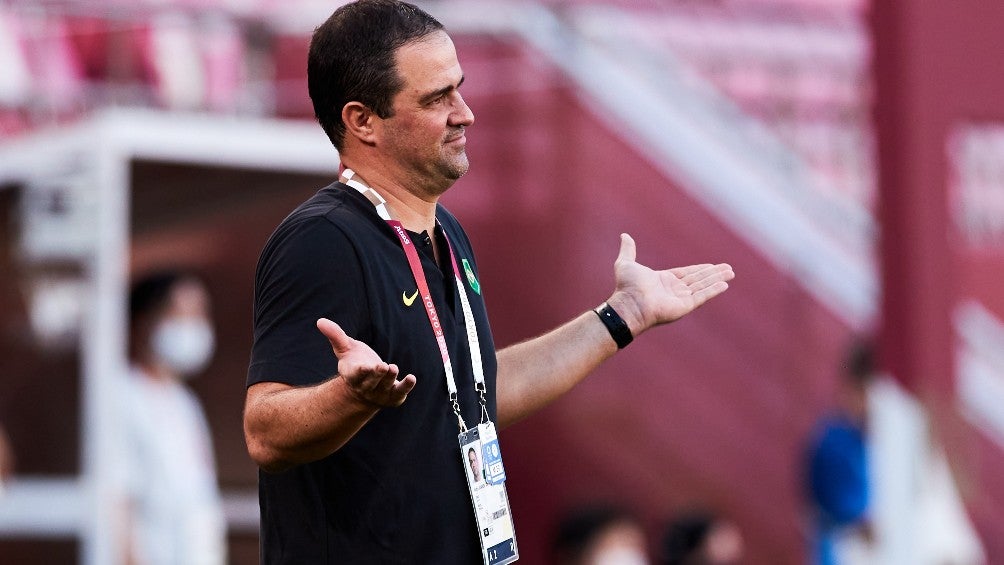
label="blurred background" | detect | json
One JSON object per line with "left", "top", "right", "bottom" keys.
{"left": 0, "top": 0, "right": 1002, "bottom": 563}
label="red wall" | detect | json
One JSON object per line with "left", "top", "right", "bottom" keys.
{"left": 872, "top": 2, "right": 1004, "bottom": 560}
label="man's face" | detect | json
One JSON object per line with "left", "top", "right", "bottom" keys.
{"left": 468, "top": 449, "right": 480, "bottom": 479}
{"left": 377, "top": 31, "right": 475, "bottom": 195}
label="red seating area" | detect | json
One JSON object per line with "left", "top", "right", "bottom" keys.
{"left": 0, "top": 1, "right": 877, "bottom": 213}
{"left": 575, "top": 2, "right": 877, "bottom": 211}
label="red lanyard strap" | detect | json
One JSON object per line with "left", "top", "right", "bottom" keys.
{"left": 387, "top": 220, "right": 489, "bottom": 431}
{"left": 341, "top": 168, "right": 488, "bottom": 431}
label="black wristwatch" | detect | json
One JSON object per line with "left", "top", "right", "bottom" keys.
{"left": 593, "top": 302, "right": 633, "bottom": 349}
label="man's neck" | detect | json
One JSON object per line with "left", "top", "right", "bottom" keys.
{"left": 342, "top": 165, "right": 440, "bottom": 235}
{"left": 381, "top": 188, "right": 438, "bottom": 236}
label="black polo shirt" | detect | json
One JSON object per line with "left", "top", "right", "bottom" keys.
{"left": 248, "top": 182, "right": 498, "bottom": 564}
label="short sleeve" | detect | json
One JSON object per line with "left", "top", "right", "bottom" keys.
{"left": 248, "top": 216, "right": 369, "bottom": 387}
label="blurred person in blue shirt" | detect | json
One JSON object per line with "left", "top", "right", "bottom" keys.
{"left": 805, "top": 340, "right": 875, "bottom": 565}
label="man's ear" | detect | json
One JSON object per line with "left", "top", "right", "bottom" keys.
{"left": 342, "top": 101, "right": 377, "bottom": 145}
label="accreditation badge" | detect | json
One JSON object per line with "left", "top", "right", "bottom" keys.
{"left": 459, "top": 422, "right": 518, "bottom": 565}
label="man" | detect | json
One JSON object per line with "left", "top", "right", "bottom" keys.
{"left": 805, "top": 340, "right": 874, "bottom": 565}
{"left": 243, "top": 1, "right": 734, "bottom": 563}
{"left": 468, "top": 446, "right": 482, "bottom": 483}
{"left": 805, "top": 341, "right": 986, "bottom": 565}
{"left": 123, "top": 271, "right": 226, "bottom": 565}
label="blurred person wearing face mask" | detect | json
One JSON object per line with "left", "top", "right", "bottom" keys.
{"left": 118, "top": 270, "right": 226, "bottom": 565}
{"left": 552, "top": 504, "right": 650, "bottom": 565}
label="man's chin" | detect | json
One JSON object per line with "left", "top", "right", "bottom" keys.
{"left": 444, "top": 158, "right": 470, "bottom": 181}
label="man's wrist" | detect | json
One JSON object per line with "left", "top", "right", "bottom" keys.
{"left": 604, "top": 293, "right": 646, "bottom": 336}
{"left": 593, "top": 302, "right": 634, "bottom": 349}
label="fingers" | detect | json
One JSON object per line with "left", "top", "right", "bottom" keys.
{"left": 616, "top": 233, "right": 637, "bottom": 264}
{"left": 381, "top": 367, "right": 417, "bottom": 404}
{"left": 670, "top": 262, "right": 733, "bottom": 278}
{"left": 671, "top": 263, "right": 735, "bottom": 287}
{"left": 690, "top": 280, "right": 731, "bottom": 309}
{"left": 345, "top": 363, "right": 417, "bottom": 408}
{"left": 682, "top": 264, "right": 734, "bottom": 309}
{"left": 317, "top": 318, "right": 354, "bottom": 356}
{"left": 669, "top": 264, "right": 714, "bottom": 278}
{"left": 361, "top": 363, "right": 415, "bottom": 406}
{"left": 392, "top": 374, "right": 418, "bottom": 405}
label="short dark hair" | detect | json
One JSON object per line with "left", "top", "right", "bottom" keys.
{"left": 844, "top": 336, "right": 876, "bottom": 387}
{"left": 308, "top": 0, "right": 444, "bottom": 150}
{"left": 660, "top": 511, "right": 715, "bottom": 565}
{"left": 129, "top": 270, "right": 189, "bottom": 327}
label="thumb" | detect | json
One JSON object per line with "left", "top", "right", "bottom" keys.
{"left": 317, "top": 318, "right": 353, "bottom": 356}
{"left": 617, "top": 233, "right": 636, "bottom": 264}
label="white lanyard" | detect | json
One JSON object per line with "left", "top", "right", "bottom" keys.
{"left": 341, "top": 168, "right": 489, "bottom": 430}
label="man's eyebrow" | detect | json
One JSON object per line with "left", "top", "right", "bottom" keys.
{"left": 419, "top": 75, "right": 465, "bottom": 104}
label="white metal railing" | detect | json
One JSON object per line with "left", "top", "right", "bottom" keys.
{"left": 956, "top": 301, "right": 1004, "bottom": 450}
{"left": 0, "top": 108, "right": 339, "bottom": 564}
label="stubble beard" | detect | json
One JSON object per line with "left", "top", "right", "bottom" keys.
{"left": 398, "top": 134, "right": 471, "bottom": 197}
{"left": 440, "top": 127, "right": 470, "bottom": 181}
{"left": 444, "top": 151, "right": 470, "bottom": 180}
{"left": 426, "top": 146, "right": 469, "bottom": 196}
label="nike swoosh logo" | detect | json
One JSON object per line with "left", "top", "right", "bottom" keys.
{"left": 402, "top": 289, "right": 419, "bottom": 307}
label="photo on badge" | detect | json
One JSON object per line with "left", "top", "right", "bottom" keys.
{"left": 462, "top": 432, "right": 486, "bottom": 489}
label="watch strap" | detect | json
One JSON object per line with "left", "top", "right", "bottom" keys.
{"left": 593, "top": 302, "right": 633, "bottom": 349}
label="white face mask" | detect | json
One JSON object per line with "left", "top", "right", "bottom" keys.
{"left": 151, "top": 318, "right": 215, "bottom": 377}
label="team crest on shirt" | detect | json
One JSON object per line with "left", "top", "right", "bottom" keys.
{"left": 462, "top": 259, "right": 481, "bottom": 295}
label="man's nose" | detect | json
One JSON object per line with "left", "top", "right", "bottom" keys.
{"left": 450, "top": 92, "right": 474, "bottom": 127}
